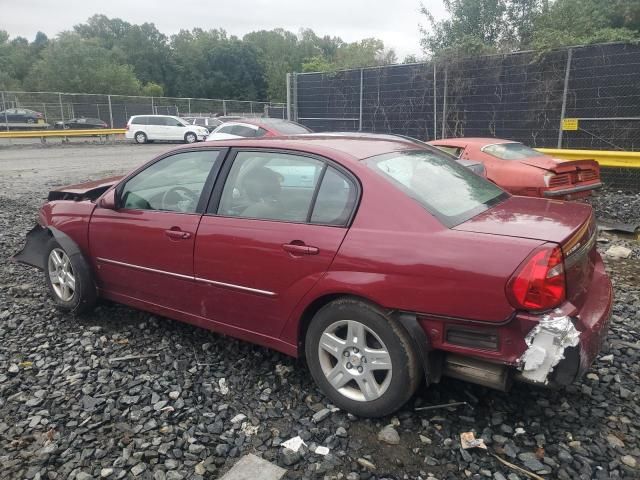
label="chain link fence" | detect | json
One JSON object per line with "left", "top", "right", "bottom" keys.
{"left": 290, "top": 42, "right": 640, "bottom": 152}
{"left": 0, "top": 91, "right": 286, "bottom": 129}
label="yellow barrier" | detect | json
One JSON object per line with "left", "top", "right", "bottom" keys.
{"left": 0, "top": 128, "right": 126, "bottom": 138}
{"left": 537, "top": 148, "right": 640, "bottom": 169}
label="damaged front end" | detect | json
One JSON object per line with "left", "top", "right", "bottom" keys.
{"left": 11, "top": 224, "right": 51, "bottom": 270}
{"left": 517, "top": 311, "right": 581, "bottom": 384}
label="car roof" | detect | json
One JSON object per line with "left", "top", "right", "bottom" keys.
{"left": 187, "top": 133, "right": 429, "bottom": 161}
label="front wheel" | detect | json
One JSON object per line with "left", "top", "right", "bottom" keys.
{"left": 44, "top": 238, "right": 97, "bottom": 314}
{"left": 184, "top": 132, "right": 197, "bottom": 144}
{"left": 134, "top": 131, "right": 147, "bottom": 144}
{"left": 305, "top": 298, "right": 421, "bottom": 417}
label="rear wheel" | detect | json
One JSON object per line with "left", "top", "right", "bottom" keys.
{"left": 305, "top": 298, "right": 421, "bottom": 417}
{"left": 134, "top": 131, "right": 147, "bottom": 144}
{"left": 44, "top": 238, "right": 97, "bottom": 314}
{"left": 184, "top": 132, "right": 197, "bottom": 144}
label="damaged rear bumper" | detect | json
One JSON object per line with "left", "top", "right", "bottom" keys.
{"left": 516, "top": 254, "right": 613, "bottom": 386}
{"left": 10, "top": 224, "right": 50, "bottom": 270}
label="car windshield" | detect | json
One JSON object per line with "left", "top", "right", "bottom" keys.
{"left": 483, "top": 142, "right": 546, "bottom": 160}
{"left": 365, "top": 150, "right": 508, "bottom": 227}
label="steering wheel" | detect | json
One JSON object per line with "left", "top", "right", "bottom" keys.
{"left": 161, "top": 186, "right": 198, "bottom": 211}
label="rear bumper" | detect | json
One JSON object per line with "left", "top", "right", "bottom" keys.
{"left": 543, "top": 182, "right": 603, "bottom": 198}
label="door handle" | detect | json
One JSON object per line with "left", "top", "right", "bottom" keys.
{"left": 165, "top": 228, "right": 192, "bottom": 240}
{"left": 282, "top": 243, "right": 319, "bottom": 256}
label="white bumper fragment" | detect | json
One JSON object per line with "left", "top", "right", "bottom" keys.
{"left": 518, "top": 311, "right": 581, "bottom": 384}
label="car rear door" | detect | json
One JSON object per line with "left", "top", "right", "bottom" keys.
{"left": 193, "top": 148, "right": 359, "bottom": 338}
{"left": 146, "top": 117, "right": 165, "bottom": 139}
{"left": 89, "top": 148, "right": 224, "bottom": 313}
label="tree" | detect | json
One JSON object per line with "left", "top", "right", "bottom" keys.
{"left": 420, "top": 0, "right": 511, "bottom": 56}
{"left": 531, "top": 0, "right": 640, "bottom": 49}
{"left": 26, "top": 33, "right": 141, "bottom": 94}
{"left": 141, "top": 82, "right": 164, "bottom": 97}
{"left": 420, "top": 0, "right": 640, "bottom": 56}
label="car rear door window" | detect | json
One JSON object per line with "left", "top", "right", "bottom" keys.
{"left": 365, "top": 150, "right": 508, "bottom": 227}
{"left": 120, "top": 150, "right": 220, "bottom": 213}
{"left": 217, "top": 152, "right": 324, "bottom": 222}
{"left": 310, "top": 167, "right": 357, "bottom": 226}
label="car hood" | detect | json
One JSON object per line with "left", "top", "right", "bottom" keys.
{"left": 47, "top": 175, "right": 123, "bottom": 201}
{"left": 454, "top": 196, "right": 593, "bottom": 245}
{"left": 517, "top": 156, "right": 599, "bottom": 173}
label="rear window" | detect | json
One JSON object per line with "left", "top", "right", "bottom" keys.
{"left": 271, "top": 121, "right": 312, "bottom": 134}
{"left": 365, "top": 150, "right": 508, "bottom": 227}
{"left": 483, "top": 143, "right": 546, "bottom": 160}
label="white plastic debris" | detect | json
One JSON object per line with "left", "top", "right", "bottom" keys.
{"left": 518, "top": 311, "right": 581, "bottom": 384}
{"left": 218, "top": 378, "right": 229, "bottom": 395}
{"left": 281, "top": 436, "right": 306, "bottom": 452}
{"left": 605, "top": 245, "right": 632, "bottom": 259}
{"left": 315, "top": 446, "right": 330, "bottom": 455}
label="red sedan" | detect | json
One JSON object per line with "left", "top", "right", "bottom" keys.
{"left": 428, "top": 138, "right": 602, "bottom": 200}
{"left": 13, "top": 134, "right": 612, "bottom": 417}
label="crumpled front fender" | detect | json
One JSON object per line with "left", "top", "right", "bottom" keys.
{"left": 11, "top": 224, "right": 84, "bottom": 270}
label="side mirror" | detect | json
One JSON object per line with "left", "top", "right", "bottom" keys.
{"left": 98, "top": 189, "right": 117, "bottom": 209}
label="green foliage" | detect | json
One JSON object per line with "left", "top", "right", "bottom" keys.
{"left": 140, "top": 82, "right": 164, "bottom": 97}
{"left": 25, "top": 33, "right": 141, "bottom": 94}
{"left": 531, "top": 0, "right": 640, "bottom": 50}
{"left": 420, "top": 0, "right": 640, "bottom": 57}
{"left": 0, "top": 15, "right": 394, "bottom": 102}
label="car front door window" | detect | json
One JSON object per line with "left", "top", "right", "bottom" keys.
{"left": 121, "top": 151, "right": 219, "bottom": 213}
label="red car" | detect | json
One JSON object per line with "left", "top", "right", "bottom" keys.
{"left": 428, "top": 138, "right": 603, "bottom": 200}
{"left": 13, "top": 134, "right": 612, "bottom": 417}
{"left": 205, "top": 118, "right": 312, "bottom": 141}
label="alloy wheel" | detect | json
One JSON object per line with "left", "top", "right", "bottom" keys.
{"left": 318, "top": 319, "right": 393, "bottom": 402}
{"left": 47, "top": 248, "right": 76, "bottom": 302}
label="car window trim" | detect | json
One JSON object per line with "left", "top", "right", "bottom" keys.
{"left": 204, "top": 147, "right": 361, "bottom": 228}
{"left": 115, "top": 147, "right": 229, "bottom": 215}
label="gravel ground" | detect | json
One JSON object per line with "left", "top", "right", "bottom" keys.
{"left": 0, "top": 145, "right": 639, "bottom": 480}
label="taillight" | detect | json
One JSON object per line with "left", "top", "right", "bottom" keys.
{"left": 506, "top": 244, "right": 565, "bottom": 311}
{"left": 126, "top": 124, "right": 130, "bottom": 130}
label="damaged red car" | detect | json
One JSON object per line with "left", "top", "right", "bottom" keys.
{"left": 13, "top": 134, "right": 612, "bottom": 417}
{"left": 428, "top": 137, "right": 602, "bottom": 200}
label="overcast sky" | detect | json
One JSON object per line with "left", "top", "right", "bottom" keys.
{"left": 0, "top": 0, "right": 446, "bottom": 58}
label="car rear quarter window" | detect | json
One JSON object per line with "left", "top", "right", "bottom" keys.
{"left": 365, "top": 150, "right": 508, "bottom": 227}
{"left": 483, "top": 143, "right": 546, "bottom": 160}
{"left": 131, "top": 117, "right": 148, "bottom": 125}
{"left": 310, "top": 167, "right": 357, "bottom": 226}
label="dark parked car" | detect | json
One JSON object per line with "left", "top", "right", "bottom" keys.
{"left": 0, "top": 108, "right": 44, "bottom": 123}
{"left": 13, "top": 134, "right": 612, "bottom": 417}
{"left": 183, "top": 116, "right": 223, "bottom": 133}
{"left": 54, "top": 117, "right": 108, "bottom": 129}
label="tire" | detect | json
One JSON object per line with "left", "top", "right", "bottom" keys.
{"left": 134, "top": 131, "right": 147, "bottom": 144}
{"left": 184, "top": 132, "right": 197, "bottom": 144}
{"left": 43, "top": 238, "right": 97, "bottom": 314}
{"left": 305, "top": 298, "right": 421, "bottom": 417}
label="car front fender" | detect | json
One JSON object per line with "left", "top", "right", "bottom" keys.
{"left": 11, "top": 225, "right": 85, "bottom": 270}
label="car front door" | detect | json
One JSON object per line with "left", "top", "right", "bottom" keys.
{"left": 164, "top": 117, "right": 186, "bottom": 141}
{"left": 194, "top": 149, "right": 359, "bottom": 339}
{"left": 90, "top": 148, "right": 224, "bottom": 313}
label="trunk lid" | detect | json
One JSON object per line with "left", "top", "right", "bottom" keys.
{"left": 455, "top": 196, "right": 597, "bottom": 308}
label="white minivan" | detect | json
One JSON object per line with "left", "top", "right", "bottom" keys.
{"left": 125, "top": 115, "right": 209, "bottom": 144}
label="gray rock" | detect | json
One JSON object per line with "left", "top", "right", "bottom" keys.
{"left": 377, "top": 425, "right": 400, "bottom": 445}
{"left": 312, "top": 408, "right": 331, "bottom": 424}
